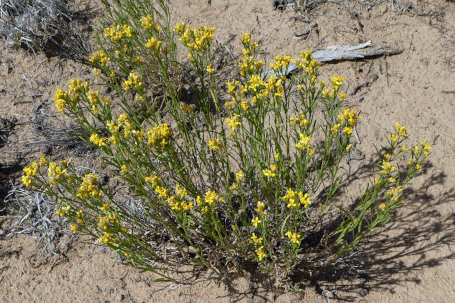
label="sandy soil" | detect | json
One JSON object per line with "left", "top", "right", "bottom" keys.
{"left": 1, "top": 0, "right": 455, "bottom": 302}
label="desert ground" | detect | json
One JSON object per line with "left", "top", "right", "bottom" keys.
{"left": 1, "top": 0, "right": 455, "bottom": 302}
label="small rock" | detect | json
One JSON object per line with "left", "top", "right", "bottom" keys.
{"left": 116, "top": 294, "right": 124, "bottom": 302}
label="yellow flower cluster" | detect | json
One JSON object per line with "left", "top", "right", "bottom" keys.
{"left": 145, "top": 123, "right": 172, "bottom": 150}
{"left": 140, "top": 15, "right": 160, "bottom": 31}
{"left": 145, "top": 37, "right": 162, "bottom": 52}
{"left": 76, "top": 209, "right": 84, "bottom": 224}
{"left": 414, "top": 139, "right": 431, "bottom": 158}
{"left": 290, "top": 114, "right": 310, "bottom": 128}
{"left": 226, "top": 114, "right": 241, "bottom": 131}
{"left": 281, "top": 189, "right": 311, "bottom": 209}
{"left": 203, "top": 190, "right": 225, "bottom": 205}
{"left": 238, "top": 53, "right": 262, "bottom": 76}
{"left": 270, "top": 55, "right": 293, "bottom": 72}
{"left": 48, "top": 161, "right": 69, "bottom": 185}
{"left": 90, "top": 133, "right": 106, "bottom": 147}
{"left": 386, "top": 186, "right": 403, "bottom": 202}
{"left": 56, "top": 205, "right": 71, "bottom": 217}
{"left": 285, "top": 231, "right": 301, "bottom": 244}
{"left": 99, "top": 232, "right": 116, "bottom": 244}
{"left": 123, "top": 72, "right": 143, "bottom": 91}
{"left": 241, "top": 33, "right": 251, "bottom": 45}
{"left": 22, "top": 161, "right": 39, "bottom": 187}
{"left": 146, "top": 177, "right": 193, "bottom": 211}
{"left": 256, "top": 201, "right": 267, "bottom": 215}
{"left": 330, "top": 75, "right": 345, "bottom": 90}
{"left": 77, "top": 173, "right": 101, "bottom": 198}
{"left": 251, "top": 233, "right": 263, "bottom": 244}
{"left": 206, "top": 64, "right": 215, "bottom": 73}
{"left": 98, "top": 213, "right": 119, "bottom": 230}
{"left": 89, "top": 50, "right": 110, "bottom": 67}
{"left": 174, "top": 23, "right": 215, "bottom": 51}
{"left": 262, "top": 164, "right": 277, "bottom": 178}
{"left": 167, "top": 195, "right": 193, "bottom": 211}
{"left": 252, "top": 217, "right": 261, "bottom": 227}
{"left": 145, "top": 175, "right": 160, "bottom": 187}
{"left": 293, "top": 50, "right": 321, "bottom": 75}
{"left": 395, "top": 123, "right": 408, "bottom": 137}
{"left": 104, "top": 24, "right": 132, "bottom": 42}
{"left": 295, "top": 134, "right": 315, "bottom": 155}
{"left": 207, "top": 137, "right": 222, "bottom": 151}
{"left": 380, "top": 160, "right": 396, "bottom": 176}
{"left": 180, "top": 104, "right": 194, "bottom": 113}
{"left": 256, "top": 246, "right": 266, "bottom": 261}
{"left": 331, "top": 108, "right": 361, "bottom": 135}
{"left": 53, "top": 79, "right": 89, "bottom": 113}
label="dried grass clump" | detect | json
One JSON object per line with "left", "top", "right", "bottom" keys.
{"left": 0, "top": 0, "right": 91, "bottom": 60}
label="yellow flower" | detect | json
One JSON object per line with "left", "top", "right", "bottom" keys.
{"left": 256, "top": 246, "right": 266, "bottom": 261}
{"left": 296, "top": 134, "right": 311, "bottom": 150}
{"left": 174, "top": 184, "right": 187, "bottom": 198}
{"left": 298, "top": 192, "right": 311, "bottom": 208}
{"left": 330, "top": 75, "right": 344, "bottom": 88}
{"left": 226, "top": 115, "right": 241, "bottom": 131}
{"left": 70, "top": 224, "right": 77, "bottom": 233}
{"left": 206, "top": 64, "right": 215, "bottom": 73}
{"left": 254, "top": 60, "right": 263, "bottom": 69}
{"left": 123, "top": 72, "right": 143, "bottom": 91}
{"left": 346, "top": 144, "right": 352, "bottom": 151}
{"left": 22, "top": 175, "right": 33, "bottom": 187}
{"left": 256, "top": 201, "right": 266, "bottom": 214}
{"left": 343, "top": 127, "right": 353, "bottom": 135}
{"left": 140, "top": 15, "right": 154, "bottom": 29}
{"left": 416, "top": 164, "right": 421, "bottom": 170}
{"left": 331, "top": 124, "right": 341, "bottom": 133}
{"left": 121, "top": 165, "right": 127, "bottom": 174}
{"left": 395, "top": 123, "right": 408, "bottom": 137}
{"left": 251, "top": 233, "right": 263, "bottom": 244}
{"left": 388, "top": 177, "right": 396, "bottom": 183}
{"left": 204, "top": 190, "right": 224, "bottom": 205}
{"left": 101, "top": 203, "right": 110, "bottom": 211}
{"left": 379, "top": 203, "right": 387, "bottom": 211}
{"left": 181, "top": 201, "right": 193, "bottom": 210}
{"left": 285, "top": 231, "right": 301, "bottom": 244}
{"left": 262, "top": 169, "right": 276, "bottom": 178}
{"left": 207, "top": 138, "right": 222, "bottom": 151}
{"left": 252, "top": 217, "right": 261, "bottom": 228}
{"left": 155, "top": 186, "right": 167, "bottom": 198}
{"left": 422, "top": 139, "right": 431, "bottom": 150}
{"left": 108, "top": 136, "right": 118, "bottom": 145}
{"left": 375, "top": 178, "right": 381, "bottom": 185}
{"left": 90, "top": 133, "right": 106, "bottom": 146}
{"left": 390, "top": 133, "right": 398, "bottom": 142}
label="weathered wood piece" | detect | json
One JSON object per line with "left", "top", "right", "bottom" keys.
{"left": 262, "top": 41, "right": 403, "bottom": 79}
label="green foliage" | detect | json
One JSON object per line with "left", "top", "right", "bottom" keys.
{"left": 21, "top": 0, "right": 431, "bottom": 285}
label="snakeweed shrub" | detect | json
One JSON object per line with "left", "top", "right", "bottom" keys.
{"left": 22, "top": 0, "right": 431, "bottom": 285}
